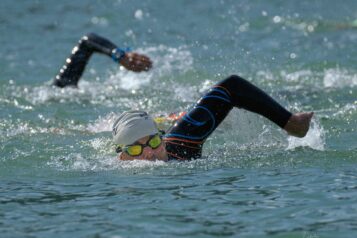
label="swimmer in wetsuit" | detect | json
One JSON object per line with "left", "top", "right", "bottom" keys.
{"left": 54, "top": 33, "right": 313, "bottom": 161}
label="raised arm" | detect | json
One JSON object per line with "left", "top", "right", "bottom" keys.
{"left": 164, "top": 75, "right": 312, "bottom": 160}
{"left": 53, "top": 33, "right": 152, "bottom": 88}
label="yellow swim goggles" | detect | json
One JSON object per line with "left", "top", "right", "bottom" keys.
{"left": 115, "top": 134, "right": 163, "bottom": 156}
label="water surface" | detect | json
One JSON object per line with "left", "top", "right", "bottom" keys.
{"left": 0, "top": 0, "right": 356, "bottom": 237}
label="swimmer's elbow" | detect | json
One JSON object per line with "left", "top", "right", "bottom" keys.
{"left": 81, "top": 32, "right": 98, "bottom": 42}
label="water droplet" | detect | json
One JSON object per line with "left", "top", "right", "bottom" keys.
{"left": 135, "top": 9, "right": 143, "bottom": 20}
{"left": 290, "top": 53, "right": 297, "bottom": 59}
{"left": 307, "top": 25, "right": 314, "bottom": 32}
{"left": 273, "top": 16, "right": 282, "bottom": 23}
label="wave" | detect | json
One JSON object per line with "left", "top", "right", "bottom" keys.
{"left": 255, "top": 68, "right": 357, "bottom": 90}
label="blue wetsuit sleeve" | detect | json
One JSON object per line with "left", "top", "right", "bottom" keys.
{"left": 164, "top": 75, "right": 292, "bottom": 160}
{"left": 53, "top": 33, "right": 118, "bottom": 87}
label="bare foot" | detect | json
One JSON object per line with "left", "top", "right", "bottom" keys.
{"left": 284, "top": 112, "right": 314, "bottom": 138}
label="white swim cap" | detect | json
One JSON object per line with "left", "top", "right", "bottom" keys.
{"left": 112, "top": 110, "right": 159, "bottom": 146}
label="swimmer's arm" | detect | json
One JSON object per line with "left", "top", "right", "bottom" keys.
{"left": 53, "top": 33, "right": 152, "bottom": 87}
{"left": 84, "top": 33, "right": 152, "bottom": 72}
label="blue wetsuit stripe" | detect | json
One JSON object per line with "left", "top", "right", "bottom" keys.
{"left": 165, "top": 106, "right": 216, "bottom": 141}
{"left": 201, "top": 95, "right": 231, "bottom": 103}
{"left": 210, "top": 88, "right": 230, "bottom": 99}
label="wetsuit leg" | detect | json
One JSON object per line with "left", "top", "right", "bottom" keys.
{"left": 164, "top": 75, "right": 292, "bottom": 160}
{"left": 53, "top": 33, "right": 117, "bottom": 88}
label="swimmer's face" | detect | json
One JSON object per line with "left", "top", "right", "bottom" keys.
{"left": 119, "top": 135, "right": 168, "bottom": 161}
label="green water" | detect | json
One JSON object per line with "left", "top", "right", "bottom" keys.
{"left": 0, "top": 0, "right": 356, "bottom": 237}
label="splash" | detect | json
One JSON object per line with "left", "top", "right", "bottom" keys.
{"left": 1, "top": 118, "right": 67, "bottom": 138}
{"left": 24, "top": 85, "right": 91, "bottom": 104}
{"left": 22, "top": 45, "right": 193, "bottom": 106}
{"left": 106, "top": 45, "right": 193, "bottom": 91}
{"left": 256, "top": 68, "right": 357, "bottom": 90}
{"left": 48, "top": 153, "right": 96, "bottom": 171}
{"left": 116, "top": 159, "right": 167, "bottom": 170}
{"left": 48, "top": 153, "right": 168, "bottom": 172}
{"left": 287, "top": 119, "right": 325, "bottom": 151}
{"left": 86, "top": 113, "right": 118, "bottom": 133}
{"left": 280, "top": 70, "right": 313, "bottom": 84}
{"left": 323, "top": 68, "right": 357, "bottom": 88}
{"left": 333, "top": 102, "right": 357, "bottom": 118}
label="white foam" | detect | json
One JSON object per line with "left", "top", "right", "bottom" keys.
{"left": 48, "top": 153, "right": 168, "bottom": 172}
{"left": 287, "top": 119, "right": 325, "bottom": 151}
{"left": 281, "top": 70, "right": 313, "bottom": 83}
{"left": 86, "top": 113, "right": 118, "bottom": 133}
{"left": 173, "top": 84, "right": 198, "bottom": 102}
{"left": 25, "top": 85, "right": 89, "bottom": 104}
{"left": 5, "top": 121, "right": 31, "bottom": 137}
{"left": 323, "top": 68, "right": 357, "bottom": 88}
{"left": 48, "top": 153, "right": 109, "bottom": 171}
{"left": 256, "top": 68, "right": 357, "bottom": 90}
{"left": 2, "top": 119, "right": 66, "bottom": 138}
{"left": 116, "top": 159, "right": 167, "bottom": 170}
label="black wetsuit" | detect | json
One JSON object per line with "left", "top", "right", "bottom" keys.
{"left": 164, "top": 75, "right": 292, "bottom": 160}
{"left": 54, "top": 33, "right": 118, "bottom": 87}
{"left": 54, "top": 33, "right": 292, "bottom": 161}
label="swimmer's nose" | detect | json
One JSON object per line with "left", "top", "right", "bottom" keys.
{"left": 142, "top": 146, "right": 155, "bottom": 160}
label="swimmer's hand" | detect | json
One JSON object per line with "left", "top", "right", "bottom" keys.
{"left": 119, "top": 52, "right": 152, "bottom": 72}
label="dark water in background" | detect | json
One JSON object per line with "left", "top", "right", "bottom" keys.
{"left": 0, "top": 0, "right": 356, "bottom": 237}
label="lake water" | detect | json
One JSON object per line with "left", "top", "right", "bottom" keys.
{"left": 0, "top": 0, "right": 356, "bottom": 237}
